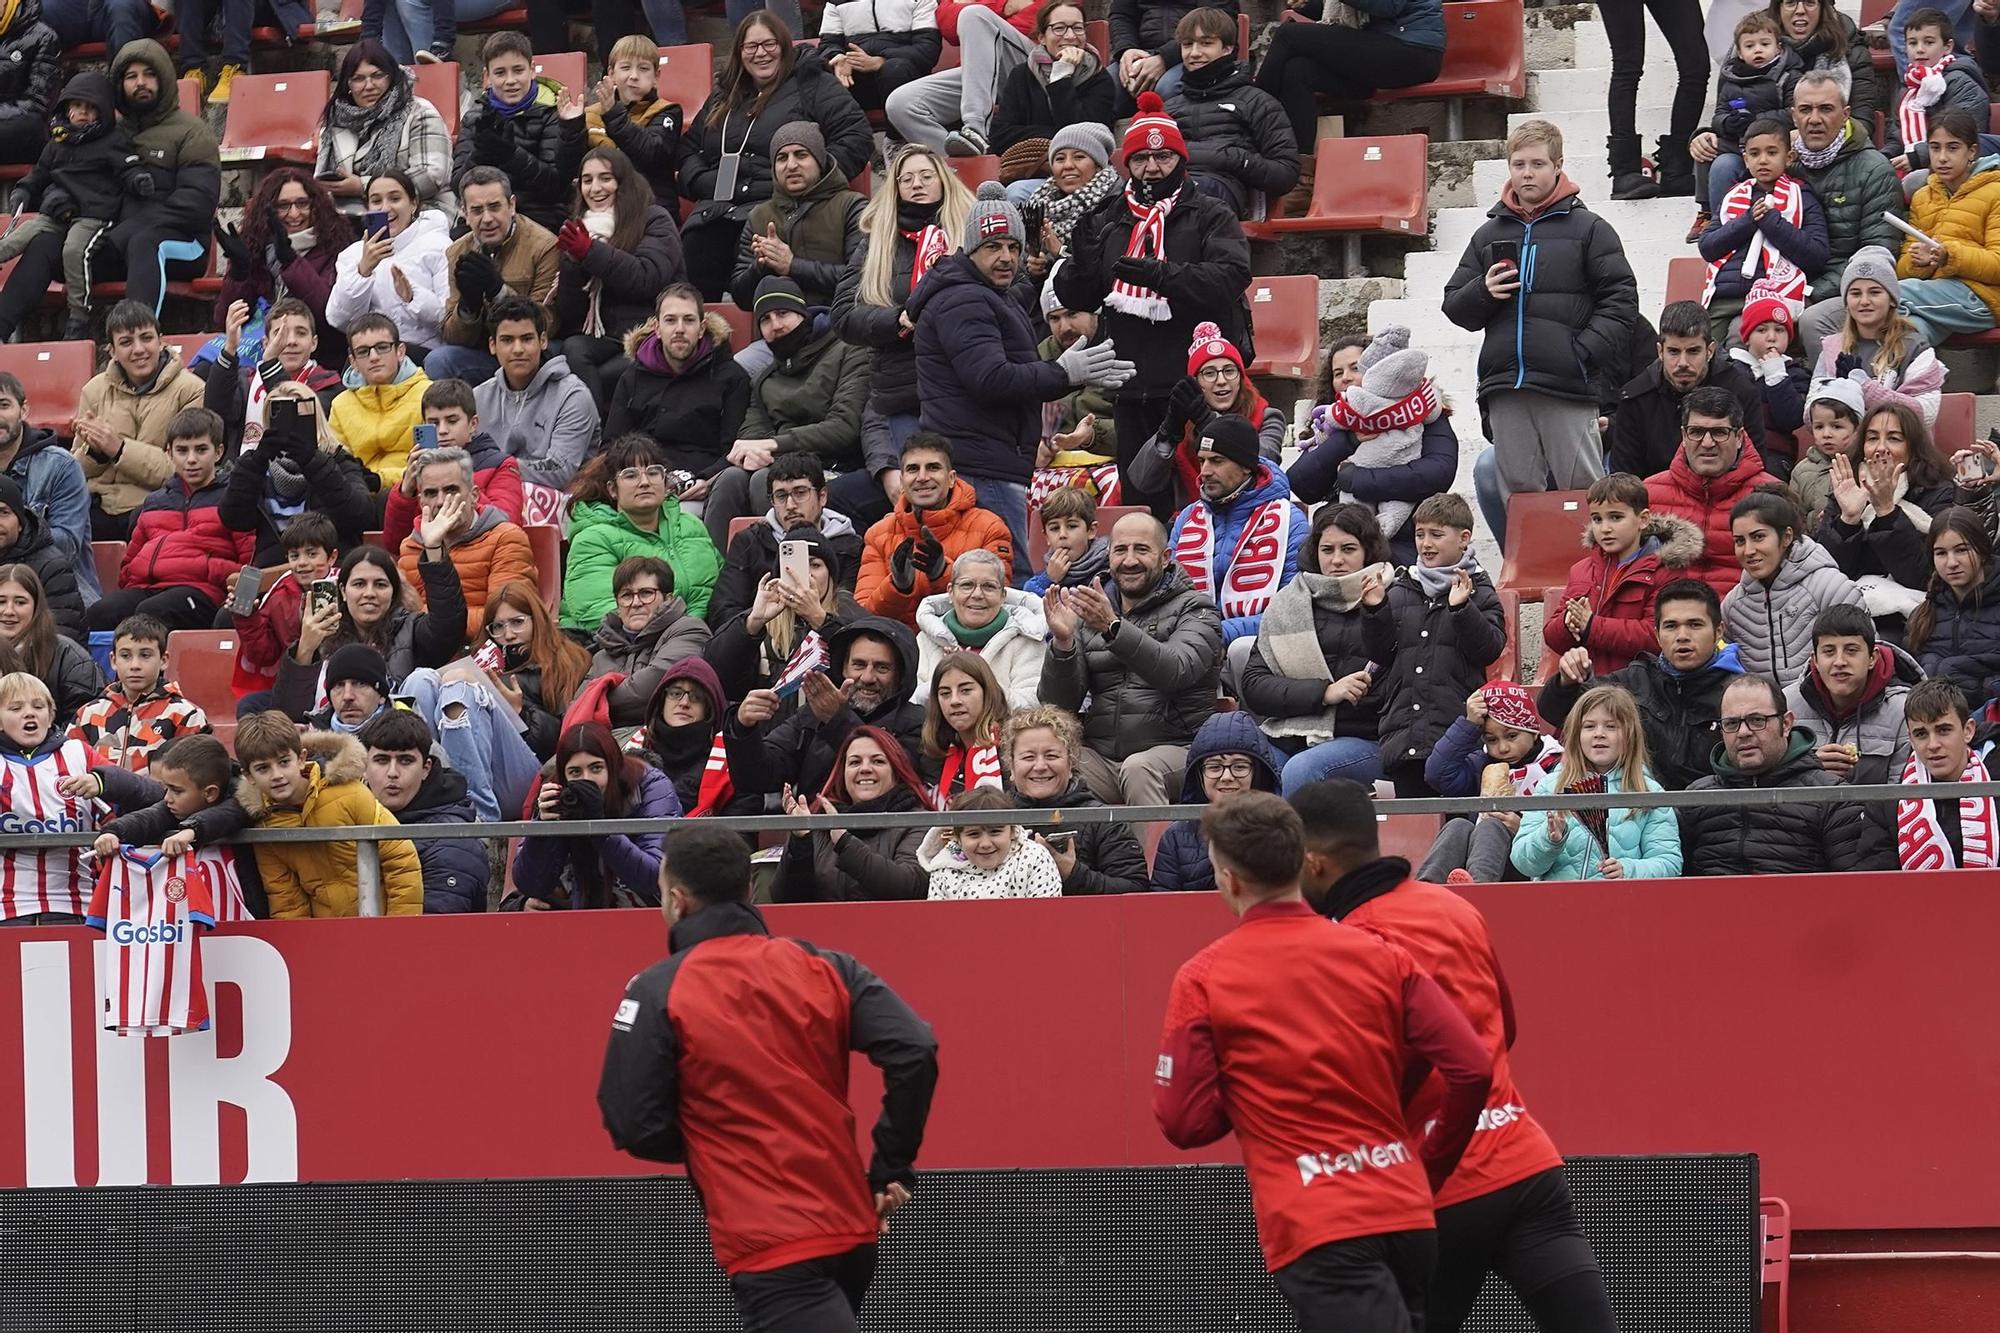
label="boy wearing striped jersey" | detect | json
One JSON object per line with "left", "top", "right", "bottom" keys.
{"left": 0, "top": 672, "right": 103, "bottom": 925}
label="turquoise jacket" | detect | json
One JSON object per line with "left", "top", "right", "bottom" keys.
{"left": 1510, "top": 767, "right": 1682, "bottom": 882}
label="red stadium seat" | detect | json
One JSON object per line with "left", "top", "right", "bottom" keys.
{"left": 1083, "top": 19, "right": 1110, "bottom": 65}
{"left": 1370, "top": 0, "right": 1526, "bottom": 139}
{"left": 949, "top": 156, "right": 1002, "bottom": 190}
{"left": 1761, "top": 1197, "right": 1793, "bottom": 1333}
{"left": 0, "top": 342, "right": 94, "bottom": 434}
{"left": 711, "top": 300, "right": 755, "bottom": 350}
{"left": 1245, "top": 276, "right": 1319, "bottom": 382}
{"left": 1935, "top": 392, "right": 1974, "bottom": 451}
{"left": 532, "top": 51, "right": 588, "bottom": 95}
{"left": 166, "top": 630, "right": 241, "bottom": 751}
{"left": 657, "top": 44, "right": 715, "bottom": 113}
{"left": 160, "top": 332, "right": 219, "bottom": 369}
{"left": 179, "top": 77, "right": 202, "bottom": 117}
{"left": 727, "top": 516, "right": 758, "bottom": 546}
{"left": 850, "top": 163, "right": 873, "bottom": 196}
{"left": 412, "top": 61, "right": 462, "bottom": 139}
{"left": 1663, "top": 255, "right": 1705, "bottom": 307}
{"left": 219, "top": 71, "right": 332, "bottom": 165}
{"left": 1489, "top": 587, "right": 1520, "bottom": 683}
{"left": 524, "top": 523, "right": 562, "bottom": 613}
{"left": 1243, "top": 134, "right": 1429, "bottom": 275}
{"left": 1026, "top": 503, "right": 1144, "bottom": 569}
{"left": 93, "top": 541, "right": 125, "bottom": 594}
{"left": 1497, "top": 490, "right": 1589, "bottom": 596}
{"left": 1861, "top": 0, "right": 1894, "bottom": 71}
{"left": 1376, "top": 813, "right": 1442, "bottom": 864}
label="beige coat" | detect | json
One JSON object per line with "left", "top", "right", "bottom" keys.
{"left": 73, "top": 350, "right": 206, "bottom": 516}
{"left": 441, "top": 216, "right": 559, "bottom": 347}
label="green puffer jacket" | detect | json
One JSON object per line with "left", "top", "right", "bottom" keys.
{"left": 1795, "top": 120, "right": 1904, "bottom": 302}
{"left": 738, "top": 317, "right": 873, "bottom": 472}
{"left": 559, "top": 498, "right": 721, "bottom": 630}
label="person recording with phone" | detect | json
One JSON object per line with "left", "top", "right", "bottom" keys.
{"left": 324, "top": 169, "right": 452, "bottom": 361}
{"left": 704, "top": 525, "right": 864, "bottom": 700}
{"left": 274, "top": 540, "right": 468, "bottom": 720}
{"left": 504, "top": 720, "right": 681, "bottom": 911}
{"left": 216, "top": 381, "right": 377, "bottom": 568}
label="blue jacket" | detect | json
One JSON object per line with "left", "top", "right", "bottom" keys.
{"left": 1424, "top": 715, "right": 1494, "bottom": 798}
{"left": 508, "top": 763, "right": 682, "bottom": 908}
{"left": 395, "top": 765, "right": 490, "bottom": 914}
{"left": 1151, "top": 710, "right": 1283, "bottom": 893}
{"left": 1510, "top": 766, "right": 1682, "bottom": 882}
{"left": 908, "top": 251, "right": 1069, "bottom": 486}
{"left": 1289, "top": 414, "right": 1459, "bottom": 561}
{"left": 5, "top": 425, "right": 93, "bottom": 597}
{"left": 1166, "top": 463, "right": 1306, "bottom": 644}
{"left": 1695, "top": 185, "right": 1830, "bottom": 303}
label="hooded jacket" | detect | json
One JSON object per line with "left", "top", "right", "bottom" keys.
{"left": 771, "top": 781, "right": 931, "bottom": 903}
{"left": 14, "top": 70, "right": 139, "bottom": 224}
{"left": 739, "top": 314, "right": 873, "bottom": 472}
{"left": 3, "top": 425, "right": 88, "bottom": 581}
{"left": 709, "top": 506, "right": 863, "bottom": 629}
{"left": 472, "top": 353, "right": 601, "bottom": 493}
{"left": 1783, "top": 642, "right": 1920, "bottom": 786}
{"left": 992, "top": 46, "right": 1117, "bottom": 152}
{"left": 1609, "top": 357, "right": 1773, "bottom": 482}
{"left": 728, "top": 614, "right": 927, "bottom": 799}
{"left": 1695, "top": 183, "right": 1830, "bottom": 307}
{"left": 1644, "top": 440, "right": 1779, "bottom": 598}
{"left": 1166, "top": 59, "right": 1299, "bottom": 208}
{"left": 107, "top": 40, "right": 219, "bottom": 243}
{"left": 1360, "top": 563, "right": 1507, "bottom": 773}
{"left": 909, "top": 251, "right": 1072, "bottom": 485}
{"left": 508, "top": 760, "right": 680, "bottom": 909}
{"left": 1682, "top": 725, "right": 1890, "bottom": 875}
{"left": 1912, "top": 559, "right": 2000, "bottom": 704}
{"left": 396, "top": 507, "right": 538, "bottom": 638}
{"left": 73, "top": 349, "right": 207, "bottom": 517}
{"left": 0, "top": 0, "right": 59, "bottom": 166}
{"left": 856, "top": 477, "right": 1017, "bottom": 622}
{"left": 381, "top": 431, "right": 526, "bottom": 550}
{"left": 1900, "top": 154, "right": 2000, "bottom": 320}
{"left": 1723, "top": 533, "right": 1866, "bottom": 679}
{"left": 561, "top": 497, "right": 721, "bottom": 629}
{"left": 1539, "top": 644, "right": 1746, "bottom": 792}
{"left": 1511, "top": 764, "right": 1681, "bottom": 881}
{"left": 913, "top": 586, "right": 1049, "bottom": 709}
{"left": 677, "top": 67, "right": 873, "bottom": 225}
{"left": 633, "top": 657, "right": 762, "bottom": 814}
{"left": 122, "top": 467, "right": 257, "bottom": 603}
{"left": 392, "top": 764, "right": 490, "bottom": 913}
{"left": 553, "top": 202, "right": 686, "bottom": 342}
{"left": 584, "top": 595, "right": 714, "bottom": 730}
{"left": 1710, "top": 47, "right": 1803, "bottom": 154}
{"left": 606, "top": 314, "right": 751, "bottom": 481}
{"left": 587, "top": 95, "right": 681, "bottom": 204}
{"left": 451, "top": 77, "right": 588, "bottom": 233}
{"left": 1008, "top": 779, "right": 1151, "bottom": 895}
{"left": 1793, "top": 121, "right": 1904, "bottom": 302}
{"left": 1542, "top": 513, "right": 1704, "bottom": 675}
{"left": 1152, "top": 710, "right": 1283, "bottom": 893}
{"left": 1166, "top": 463, "right": 1307, "bottom": 644}
{"left": 236, "top": 731, "right": 423, "bottom": 918}
{"left": 329, "top": 359, "right": 431, "bottom": 488}
{"left": 730, "top": 166, "right": 867, "bottom": 310}
{"left": 325, "top": 208, "right": 453, "bottom": 351}
{"left": 917, "top": 823, "right": 1064, "bottom": 899}
{"left": 1039, "top": 562, "right": 1223, "bottom": 760}
{"left": 1441, "top": 183, "right": 1640, "bottom": 407}
{"left": 0, "top": 497, "right": 83, "bottom": 642}
{"left": 441, "top": 215, "right": 559, "bottom": 348}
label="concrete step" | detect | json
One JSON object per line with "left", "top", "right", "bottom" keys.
{"left": 1527, "top": 66, "right": 1682, "bottom": 113}
{"left": 1429, "top": 194, "right": 1706, "bottom": 257}
{"left": 1505, "top": 106, "right": 1715, "bottom": 149}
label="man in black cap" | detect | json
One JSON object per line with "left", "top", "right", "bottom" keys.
{"left": 729, "top": 120, "right": 867, "bottom": 375}
{"left": 1164, "top": 413, "right": 1307, "bottom": 655}
{"left": 709, "top": 452, "right": 865, "bottom": 629}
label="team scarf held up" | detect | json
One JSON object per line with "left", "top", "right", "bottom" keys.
{"left": 1896, "top": 749, "right": 1999, "bottom": 869}
{"left": 1105, "top": 182, "right": 1178, "bottom": 322}
{"left": 1173, "top": 486, "right": 1296, "bottom": 621}
{"left": 1901, "top": 52, "right": 1956, "bottom": 152}
{"left": 933, "top": 734, "right": 1004, "bottom": 810}
{"left": 624, "top": 725, "right": 736, "bottom": 817}
{"left": 906, "top": 224, "right": 948, "bottom": 286}
{"left": 1328, "top": 379, "right": 1443, "bottom": 436}
{"left": 1701, "top": 175, "right": 1808, "bottom": 309}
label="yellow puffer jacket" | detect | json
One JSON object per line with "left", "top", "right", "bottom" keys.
{"left": 328, "top": 363, "right": 431, "bottom": 487}
{"left": 237, "top": 731, "right": 423, "bottom": 918}
{"left": 73, "top": 350, "right": 207, "bottom": 516}
{"left": 1899, "top": 155, "right": 2000, "bottom": 318}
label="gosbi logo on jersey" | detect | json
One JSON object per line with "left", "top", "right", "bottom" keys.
{"left": 110, "top": 919, "right": 187, "bottom": 946}
{"left": 0, "top": 810, "right": 86, "bottom": 835}
{"left": 1296, "top": 1137, "right": 1413, "bottom": 1187}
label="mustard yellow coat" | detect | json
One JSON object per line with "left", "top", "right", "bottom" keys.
{"left": 328, "top": 366, "right": 431, "bottom": 488}
{"left": 237, "top": 731, "right": 424, "bottom": 918}
{"left": 1898, "top": 156, "right": 2000, "bottom": 319}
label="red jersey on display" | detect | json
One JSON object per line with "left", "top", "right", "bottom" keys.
{"left": 1343, "top": 878, "right": 1566, "bottom": 1209}
{"left": 0, "top": 739, "right": 102, "bottom": 920}
{"left": 86, "top": 847, "right": 235, "bottom": 1036}
{"left": 1155, "top": 900, "right": 1493, "bottom": 1271}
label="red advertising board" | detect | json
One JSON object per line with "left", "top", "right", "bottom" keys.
{"left": 3, "top": 873, "right": 1997, "bottom": 1232}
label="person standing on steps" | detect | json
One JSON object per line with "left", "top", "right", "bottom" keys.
{"left": 1596, "top": 0, "right": 1709, "bottom": 202}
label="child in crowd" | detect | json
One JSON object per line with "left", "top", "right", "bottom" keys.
{"left": 1696, "top": 116, "right": 1827, "bottom": 348}
{"left": 68, "top": 615, "right": 211, "bottom": 772}
{"left": 1022, "top": 486, "right": 1108, "bottom": 596}
{"left": 381, "top": 378, "right": 527, "bottom": 551}
{"left": 587, "top": 34, "right": 682, "bottom": 204}
{"left": 1416, "top": 682, "right": 1565, "bottom": 884}
{"left": 1896, "top": 108, "right": 2000, "bottom": 349}
{"left": 231, "top": 512, "right": 338, "bottom": 700}
{"left": 1791, "top": 378, "right": 1867, "bottom": 530}
{"left": 74, "top": 734, "right": 257, "bottom": 919}
{"left": 1151, "top": 710, "right": 1282, "bottom": 893}
{"left": 452, "top": 32, "right": 585, "bottom": 235}
{"left": 1164, "top": 7, "right": 1298, "bottom": 218}
{"left": 1690, "top": 12, "right": 1801, "bottom": 222}
{"left": 1815, "top": 248, "right": 1946, "bottom": 427}
{"left": 0, "top": 673, "right": 103, "bottom": 924}
{"left": 1544, "top": 474, "right": 1703, "bottom": 677}
{"left": 1890, "top": 7, "right": 1994, "bottom": 174}
{"left": 93, "top": 407, "right": 255, "bottom": 633}
{"left": 1729, "top": 297, "right": 1811, "bottom": 477}
{"left": 1361, "top": 493, "right": 1507, "bottom": 795}
{"left": 233, "top": 711, "right": 423, "bottom": 918}
{"left": 1511, "top": 683, "right": 1682, "bottom": 882}
{"left": 1897, "top": 678, "right": 1999, "bottom": 869}
{"left": 917, "top": 787, "right": 1064, "bottom": 900}
{"left": 358, "top": 709, "right": 490, "bottom": 914}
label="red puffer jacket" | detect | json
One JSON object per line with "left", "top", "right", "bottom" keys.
{"left": 1644, "top": 441, "right": 1777, "bottom": 600}
{"left": 1541, "top": 512, "right": 1703, "bottom": 675}
{"left": 122, "top": 470, "right": 257, "bottom": 603}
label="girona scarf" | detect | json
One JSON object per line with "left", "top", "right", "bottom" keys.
{"left": 1105, "top": 183, "right": 1177, "bottom": 322}
{"left": 1900, "top": 53, "right": 1955, "bottom": 151}
{"left": 1173, "top": 482, "right": 1297, "bottom": 621}
{"left": 905, "top": 225, "right": 948, "bottom": 285}
{"left": 1701, "top": 175, "right": 1808, "bottom": 309}
{"left": 1328, "top": 379, "right": 1442, "bottom": 436}
{"left": 933, "top": 736, "right": 1004, "bottom": 810}
{"left": 1897, "top": 749, "right": 1998, "bottom": 869}
{"left": 625, "top": 727, "right": 735, "bottom": 817}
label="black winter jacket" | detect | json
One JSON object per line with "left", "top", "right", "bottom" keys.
{"left": 1009, "top": 780, "right": 1151, "bottom": 895}
{"left": 1165, "top": 60, "right": 1298, "bottom": 211}
{"left": 1607, "top": 357, "right": 1767, "bottom": 479}
{"left": 1056, "top": 179, "right": 1252, "bottom": 398}
{"left": 1694, "top": 184, "right": 1829, "bottom": 305}
{"left": 991, "top": 55, "right": 1118, "bottom": 153}
{"left": 592, "top": 95, "right": 681, "bottom": 204}
{"left": 0, "top": 499, "right": 82, "bottom": 642}
{"left": 395, "top": 766, "right": 491, "bottom": 913}
{"left": 605, "top": 315, "right": 753, "bottom": 478}
{"left": 1681, "top": 726, "right": 1892, "bottom": 875}
{"left": 1540, "top": 648, "right": 1744, "bottom": 791}
{"left": 0, "top": 0, "right": 60, "bottom": 166}
{"left": 1360, "top": 567, "right": 1506, "bottom": 774}
{"left": 553, "top": 203, "right": 687, "bottom": 340}
{"left": 770, "top": 786, "right": 930, "bottom": 902}
{"left": 216, "top": 435, "right": 379, "bottom": 567}
{"left": 1783, "top": 14, "right": 1880, "bottom": 128}
{"left": 11, "top": 70, "right": 136, "bottom": 222}
{"left": 1820, "top": 481, "right": 1955, "bottom": 640}
{"left": 452, "top": 79, "right": 588, "bottom": 233}
{"left": 727, "top": 614, "right": 926, "bottom": 798}
{"left": 708, "top": 510, "right": 865, "bottom": 629}
{"left": 1109, "top": 0, "right": 1239, "bottom": 68}
{"left": 1039, "top": 564, "right": 1223, "bottom": 759}
{"left": 832, "top": 230, "right": 925, "bottom": 417}
{"left": 677, "top": 68, "right": 872, "bottom": 226}
{"left": 1913, "top": 562, "right": 2000, "bottom": 704}
{"left": 1239, "top": 596, "right": 1388, "bottom": 742}
{"left": 1441, "top": 188, "right": 1639, "bottom": 407}
{"left": 728, "top": 169, "right": 867, "bottom": 309}
{"left": 1709, "top": 48, "right": 1802, "bottom": 155}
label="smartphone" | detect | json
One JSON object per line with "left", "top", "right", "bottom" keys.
{"left": 1490, "top": 240, "right": 1520, "bottom": 271}
{"left": 412, "top": 423, "right": 439, "bottom": 451}
{"left": 228, "top": 563, "right": 263, "bottom": 617}
{"left": 1044, "top": 831, "right": 1077, "bottom": 853}
{"left": 363, "top": 210, "right": 391, "bottom": 237}
{"left": 778, "top": 539, "right": 811, "bottom": 587}
{"left": 268, "top": 396, "right": 305, "bottom": 426}
{"left": 308, "top": 578, "right": 339, "bottom": 619}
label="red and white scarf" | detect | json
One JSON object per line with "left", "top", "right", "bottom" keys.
{"left": 1173, "top": 491, "right": 1297, "bottom": 621}
{"left": 933, "top": 737, "right": 1003, "bottom": 810}
{"left": 624, "top": 729, "right": 736, "bottom": 817}
{"left": 1105, "top": 185, "right": 1177, "bottom": 322}
{"left": 1896, "top": 749, "right": 1999, "bottom": 869}
{"left": 906, "top": 225, "right": 948, "bottom": 286}
{"left": 1900, "top": 53, "right": 1955, "bottom": 152}
{"left": 1701, "top": 175, "right": 1808, "bottom": 309}
{"left": 773, "top": 630, "right": 829, "bottom": 695}
{"left": 1328, "top": 379, "right": 1442, "bottom": 436}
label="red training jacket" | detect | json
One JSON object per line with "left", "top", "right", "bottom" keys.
{"left": 598, "top": 901, "right": 939, "bottom": 1275}
{"left": 1155, "top": 899, "right": 1493, "bottom": 1272}
{"left": 1339, "top": 876, "right": 1566, "bottom": 1210}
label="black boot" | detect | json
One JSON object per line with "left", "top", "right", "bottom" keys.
{"left": 1607, "top": 133, "right": 1657, "bottom": 200}
{"left": 1654, "top": 135, "right": 1696, "bottom": 198}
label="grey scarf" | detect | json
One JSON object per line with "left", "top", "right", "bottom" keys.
{"left": 1411, "top": 551, "right": 1482, "bottom": 598}
{"left": 1255, "top": 563, "right": 1394, "bottom": 742}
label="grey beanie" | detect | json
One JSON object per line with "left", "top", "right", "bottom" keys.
{"left": 1049, "top": 121, "right": 1115, "bottom": 170}
{"left": 1841, "top": 245, "right": 1900, "bottom": 301}
{"left": 964, "top": 180, "right": 1025, "bottom": 253}
{"left": 770, "top": 120, "right": 827, "bottom": 170}
{"left": 1040, "top": 258, "right": 1070, "bottom": 316}
{"left": 1357, "top": 324, "right": 1412, "bottom": 375}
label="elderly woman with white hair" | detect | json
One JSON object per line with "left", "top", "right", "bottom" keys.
{"left": 911, "top": 547, "right": 1047, "bottom": 708}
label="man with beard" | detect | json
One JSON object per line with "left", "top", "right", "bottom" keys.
{"left": 855, "top": 434, "right": 1017, "bottom": 624}
{"left": 1056, "top": 93, "right": 1251, "bottom": 517}
{"left": 606, "top": 285, "right": 751, "bottom": 497}
{"left": 1165, "top": 413, "right": 1305, "bottom": 650}
{"left": 1607, "top": 301, "right": 1764, "bottom": 478}
{"left": 709, "top": 452, "right": 864, "bottom": 629}
{"left": 727, "top": 122, "right": 866, "bottom": 363}
{"left": 1036, "top": 267, "right": 1120, "bottom": 465}
{"left": 0, "top": 371, "right": 90, "bottom": 594}
{"left": 1041, "top": 511, "right": 1223, "bottom": 805}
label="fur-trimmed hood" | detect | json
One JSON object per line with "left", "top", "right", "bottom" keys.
{"left": 621, "top": 310, "right": 735, "bottom": 360}
{"left": 1576, "top": 511, "right": 1704, "bottom": 569}
{"left": 235, "top": 730, "right": 368, "bottom": 819}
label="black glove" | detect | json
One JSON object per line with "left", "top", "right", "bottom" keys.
{"left": 913, "top": 526, "right": 947, "bottom": 581}
{"left": 41, "top": 188, "right": 76, "bottom": 225}
{"left": 888, "top": 537, "right": 919, "bottom": 594}
{"left": 121, "top": 166, "right": 155, "bottom": 199}
{"left": 1110, "top": 254, "right": 1168, "bottom": 289}
{"left": 266, "top": 211, "right": 296, "bottom": 267}
{"left": 214, "top": 220, "right": 253, "bottom": 275}
{"left": 473, "top": 117, "right": 509, "bottom": 163}
{"left": 455, "top": 248, "right": 503, "bottom": 313}
{"left": 1161, "top": 375, "right": 1204, "bottom": 440}
{"left": 555, "top": 778, "right": 605, "bottom": 822}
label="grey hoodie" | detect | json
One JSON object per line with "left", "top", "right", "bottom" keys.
{"left": 472, "top": 353, "right": 601, "bottom": 489}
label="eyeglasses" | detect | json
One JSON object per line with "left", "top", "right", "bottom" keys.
{"left": 662, "top": 683, "right": 704, "bottom": 703}
{"left": 1719, "top": 713, "right": 1779, "bottom": 734}
{"left": 1682, "top": 426, "right": 1739, "bottom": 443}
{"left": 349, "top": 70, "right": 390, "bottom": 85}
{"left": 1201, "top": 759, "right": 1253, "bottom": 779}
{"left": 616, "top": 465, "right": 667, "bottom": 484}
{"left": 349, "top": 341, "right": 398, "bottom": 358}
{"left": 1128, "top": 150, "right": 1179, "bottom": 166}
{"left": 615, "top": 586, "right": 663, "bottom": 607}
{"left": 1196, "top": 365, "right": 1240, "bottom": 383}
{"left": 741, "top": 40, "right": 782, "bottom": 55}
{"left": 1045, "top": 21, "right": 1087, "bottom": 34}
{"left": 954, "top": 581, "right": 1003, "bottom": 596}
{"left": 274, "top": 197, "right": 313, "bottom": 214}
{"left": 896, "top": 168, "right": 941, "bottom": 186}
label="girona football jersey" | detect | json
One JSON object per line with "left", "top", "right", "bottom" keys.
{"left": 86, "top": 848, "right": 232, "bottom": 1036}
{"left": 0, "top": 738, "right": 101, "bottom": 920}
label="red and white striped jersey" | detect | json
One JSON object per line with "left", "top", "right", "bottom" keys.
{"left": 0, "top": 738, "right": 102, "bottom": 920}
{"left": 86, "top": 848, "right": 233, "bottom": 1036}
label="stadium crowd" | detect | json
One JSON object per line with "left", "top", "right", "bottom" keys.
{"left": 0, "top": 0, "right": 1996, "bottom": 930}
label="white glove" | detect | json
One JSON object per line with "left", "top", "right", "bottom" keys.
{"left": 1758, "top": 353, "right": 1788, "bottom": 387}
{"left": 1058, "top": 337, "right": 1136, "bottom": 389}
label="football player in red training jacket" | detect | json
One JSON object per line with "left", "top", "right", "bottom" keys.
{"left": 1291, "top": 779, "right": 1617, "bottom": 1333}
{"left": 598, "top": 825, "right": 940, "bottom": 1333}
{"left": 1155, "top": 792, "right": 1495, "bottom": 1333}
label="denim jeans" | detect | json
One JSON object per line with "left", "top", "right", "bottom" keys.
{"left": 424, "top": 343, "right": 499, "bottom": 385}
{"left": 368, "top": 0, "right": 513, "bottom": 63}
{"left": 1278, "top": 735, "right": 1384, "bottom": 797}
{"left": 966, "top": 475, "right": 1030, "bottom": 581}
{"left": 41, "top": 0, "right": 156, "bottom": 53}
{"left": 397, "top": 667, "right": 543, "bottom": 822}
{"left": 1705, "top": 151, "right": 1744, "bottom": 214}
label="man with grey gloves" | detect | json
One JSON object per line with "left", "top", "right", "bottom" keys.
{"left": 907, "top": 180, "right": 1133, "bottom": 569}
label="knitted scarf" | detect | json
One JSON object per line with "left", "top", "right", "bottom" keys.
{"left": 1328, "top": 379, "right": 1441, "bottom": 436}
{"left": 1701, "top": 175, "right": 1808, "bottom": 309}
{"left": 1411, "top": 551, "right": 1482, "bottom": 598}
{"left": 1900, "top": 53, "right": 1955, "bottom": 151}
{"left": 1028, "top": 165, "right": 1122, "bottom": 247}
{"left": 1105, "top": 183, "right": 1177, "bottom": 322}
{"left": 933, "top": 736, "right": 1004, "bottom": 810}
{"left": 1253, "top": 564, "right": 1394, "bottom": 742}
{"left": 945, "top": 607, "right": 1009, "bottom": 649}
{"left": 905, "top": 225, "right": 948, "bottom": 285}
{"left": 1897, "top": 749, "right": 1998, "bottom": 869}
{"left": 1172, "top": 480, "right": 1296, "bottom": 620}
{"left": 329, "top": 79, "right": 413, "bottom": 180}
{"left": 1793, "top": 124, "right": 1847, "bottom": 171}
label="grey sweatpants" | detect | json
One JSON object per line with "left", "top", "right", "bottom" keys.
{"left": 1075, "top": 742, "right": 1187, "bottom": 808}
{"left": 1798, "top": 295, "right": 1845, "bottom": 363}
{"left": 884, "top": 6, "right": 1036, "bottom": 149}
{"left": 1485, "top": 389, "right": 1605, "bottom": 502}
{"left": 1414, "top": 816, "right": 1516, "bottom": 883}
{"left": 0, "top": 214, "right": 111, "bottom": 324}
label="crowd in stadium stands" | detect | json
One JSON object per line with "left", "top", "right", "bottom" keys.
{"left": 3, "top": 0, "right": 2000, "bottom": 928}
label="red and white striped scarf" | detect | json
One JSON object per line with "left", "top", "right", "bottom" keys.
{"left": 1701, "top": 175, "right": 1808, "bottom": 310}
{"left": 1329, "top": 379, "right": 1442, "bottom": 436}
{"left": 624, "top": 728, "right": 735, "bottom": 817}
{"left": 1105, "top": 184, "right": 1177, "bottom": 322}
{"left": 1173, "top": 491, "right": 1296, "bottom": 621}
{"left": 906, "top": 225, "right": 948, "bottom": 286}
{"left": 1897, "top": 749, "right": 1998, "bottom": 869}
{"left": 1900, "top": 53, "right": 1955, "bottom": 152}
{"left": 933, "top": 738, "right": 1003, "bottom": 810}
{"left": 773, "top": 630, "right": 828, "bottom": 696}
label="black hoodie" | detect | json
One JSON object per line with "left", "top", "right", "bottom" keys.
{"left": 0, "top": 483, "right": 83, "bottom": 643}
{"left": 11, "top": 69, "right": 140, "bottom": 224}
{"left": 393, "top": 764, "right": 490, "bottom": 914}
{"left": 728, "top": 613, "right": 925, "bottom": 797}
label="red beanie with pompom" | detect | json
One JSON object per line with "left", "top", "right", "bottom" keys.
{"left": 1121, "top": 91, "right": 1187, "bottom": 163}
